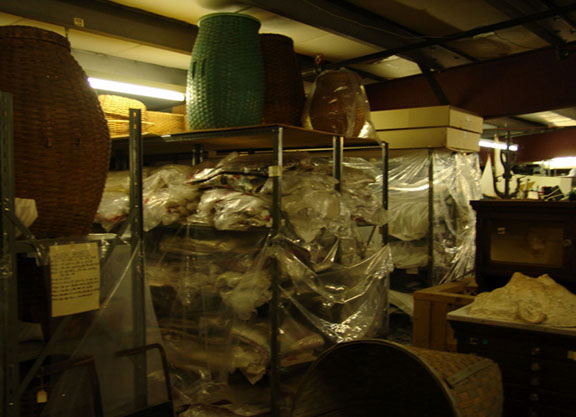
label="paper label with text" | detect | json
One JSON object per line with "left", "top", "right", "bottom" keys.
{"left": 50, "top": 242, "right": 101, "bottom": 317}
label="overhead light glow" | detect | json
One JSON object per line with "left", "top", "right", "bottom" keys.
{"left": 479, "top": 139, "right": 518, "bottom": 151}
{"left": 88, "top": 77, "right": 185, "bottom": 101}
{"left": 538, "top": 156, "right": 576, "bottom": 169}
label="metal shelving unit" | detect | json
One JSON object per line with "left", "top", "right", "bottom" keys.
{"left": 111, "top": 123, "right": 390, "bottom": 417}
{"left": 0, "top": 95, "right": 147, "bottom": 417}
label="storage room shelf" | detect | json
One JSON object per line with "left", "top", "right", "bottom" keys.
{"left": 110, "top": 124, "right": 382, "bottom": 155}
{"left": 14, "top": 233, "right": 119, "bottom": 254}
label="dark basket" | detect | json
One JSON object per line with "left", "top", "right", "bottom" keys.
{"left": 292, "top": 339, "right": 502, "bottom": 417}
{"left": 259, "top": 33, "right": 306, "bottom": 126}
{"left": 0, "top": 25, "right": 110, "bottom": 238}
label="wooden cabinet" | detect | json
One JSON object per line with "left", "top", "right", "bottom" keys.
{"left": 449, "top": 310, "right": 576, "bottom": 417}
{"left": 471, "top": 200, "right": 576, "bottom": 293}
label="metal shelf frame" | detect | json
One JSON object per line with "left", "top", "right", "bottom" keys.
{"left": 127, "top": 123, "right": 390, "bottom": 417}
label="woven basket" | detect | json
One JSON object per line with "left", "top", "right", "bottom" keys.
{"left": 147, "top": 111, "right": 186, "bottom": 135}
{"left": 98, "top": 94, "right": 148, "bottom": 121}
{"left": 0, "top": 26, "right": 110, "bottom": 238}
{"left": 292, "top": 339, "right": 502, "bottom": 417}
{"left": 186, "top": 13, "right": 264, "bottom": 129}
{"left": 107, "top": 119, "right": 154, "bottom": 138}
{"left": 259, "top": 33, "right": 305, "bottom": 126}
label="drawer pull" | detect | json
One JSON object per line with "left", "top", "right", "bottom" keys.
{"left": 530, "top": 393, "right": 539, "bottom": 402}
{"left": 530, "top": 362, "right": 541, "bottom": 372}
{"left": 530, "top": 376, "right": 540, "bottom": 386}
{"left": 530, "top": 347, "right": 541, "bottom": 356}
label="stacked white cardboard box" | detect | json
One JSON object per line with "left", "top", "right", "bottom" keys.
{"left": 371, "top": 105, "right": 483, "bottom": 152}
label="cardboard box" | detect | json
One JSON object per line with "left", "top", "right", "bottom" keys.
{"left": 371, "top": 105, "right": 484, "bottom": 133}
{"left": 376, "top": 126, "right": 480, "bottom": 152}
{"left": 413, "top": 278, "right": 477, "bottom": 352}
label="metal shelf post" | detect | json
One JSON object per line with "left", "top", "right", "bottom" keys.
{"left": 0, "top": 91, "right": 20, "bottom": 417}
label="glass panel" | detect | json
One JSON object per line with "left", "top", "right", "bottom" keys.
{"left": 489, "top": 220, "right": 565, "bottom": 267}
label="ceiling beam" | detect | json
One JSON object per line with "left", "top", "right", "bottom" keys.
{"left": 0, "top": 0, "right": 387, "bottom": 83}
{"left": 365, "top": 42, "right": 576, "bottom": 119}
{"left": 483, "top": 0, "right": 564, "bottom": 45}
{"left": 242, "top": 0, "right": 454, "bottom": 70}
{"left": 338, "top": 2, "right": 576, "bottom": 67}
{"left": 0, "top": 0, "right": 198, "bottom": 53}
{"left": 538, "top": 0, "right": 576, "bottom": 30}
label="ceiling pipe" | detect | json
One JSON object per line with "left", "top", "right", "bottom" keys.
{"left": 335, "top": 2, "right": 576, "bottom": 67}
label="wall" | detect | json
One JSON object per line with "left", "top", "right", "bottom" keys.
{"left": 516, "top": 128, "right": 576, "bottom": 163}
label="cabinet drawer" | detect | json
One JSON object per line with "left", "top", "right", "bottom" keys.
{"left": 504, "top": 382, "right": 576, "bottom": 411}
{"left": 461, "top": 349, "right": 576, "bottom": 381}
{"left": 500, "top": 367, "right": 576, "bottom": 396}
{"left": 454, "top": 327, "right": 576, "bottom": 362}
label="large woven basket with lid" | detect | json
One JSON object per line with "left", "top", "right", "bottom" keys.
{"left": 259, "top": 33, "right": 305, "bottom": 126}
{"left": 292, "top": 339, "right": 502, "bottom": 417}
{"left": 0, "top": 26, "right": 110, "bottom": 238}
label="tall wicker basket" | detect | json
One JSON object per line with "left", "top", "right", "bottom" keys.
{"left": 292, "top": 339, "right": 502, "bottom": 417}
{"left": 0, "top": 26, "right": 111, "bottom": 238}
{"left": 259, "top": 33, "right": 305, "bottom": 126}
{"left": 186, "top": 13, "right": 264, "bottom": 129}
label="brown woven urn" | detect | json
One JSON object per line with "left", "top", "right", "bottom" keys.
{"left": 0, "top": 25, "right": 111, "bottom": 238}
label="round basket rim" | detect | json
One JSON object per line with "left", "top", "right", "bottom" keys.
{"left": 291, "top": 339, "right": 461, "bottom": 417}
{"left": 0, "top": 25, "right": 70, "bottom": 49}
{"left": 198, "top": 12, "right": 261, "bottom": 27}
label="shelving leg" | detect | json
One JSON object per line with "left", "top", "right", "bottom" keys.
{"left": 0, "top": 92, "right": 19, "bottom": 417}
{"left": 427, "top": 149, "right": 435, "bottom": 285}
{"left": 129, "top": 109, "right": 147, "bottom": 411}
{"left": 381, "top": 142, "right": 390, "bottom": 337}
{"left": 269, "top": 126, "right": 284, "bottom": 417}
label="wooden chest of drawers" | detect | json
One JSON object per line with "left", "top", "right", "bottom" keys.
{"left": 470, "top": 200, "right": 576, "bottom": 293}
{"left": 448, "top": 307, "right": 576, "bottom": 417}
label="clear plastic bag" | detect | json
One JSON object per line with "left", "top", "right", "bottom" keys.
{"left": 275, "top": 244, "right": 393, "bottom": 343}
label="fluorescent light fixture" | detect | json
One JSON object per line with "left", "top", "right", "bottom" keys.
{"left": 538, "top": 156, "right": 576, "bottom": 169}
{"left": 88, "top": 77, "right": 185, "bottom": 101}
{"left": 479, "top": 139, "right": 518, "bottom": 151}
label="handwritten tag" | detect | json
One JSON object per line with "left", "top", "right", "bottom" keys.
{"left": 50, "top": 242, "right": 101, "bottom": 317}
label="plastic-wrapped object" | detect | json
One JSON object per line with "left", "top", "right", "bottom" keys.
{"left": 20, "top": 240, "right": 168, "bottom": 417}
{"left": 188, "top": 188, "right": 272, "bottom": 230}
{"left": 302, "top": 68, "right": 377, "bottom": 139}
{"left": 146, "top": 227, "right": 273, "bottom": 411}
{"left": 275, "top": 244, "right": 393, "bottom": 343}
{"left": 386, "top": 149, "right": 481, "bottom": 284}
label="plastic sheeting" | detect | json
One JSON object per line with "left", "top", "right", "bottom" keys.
{"left": 147, "top": 228, "right": 392, "bottom": 416}
{"left": 387, "top": 149, "right": 481, "bottom": 285}
{"left": 17, "top": 235, "right": 168, "bottom": 417}
{"left": 138, "top": 152, "right": 391, "bottom": 415}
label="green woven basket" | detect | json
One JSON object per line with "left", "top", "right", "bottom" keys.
{"left": 186, "top": 13, "right": 264, "bottom": 129}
